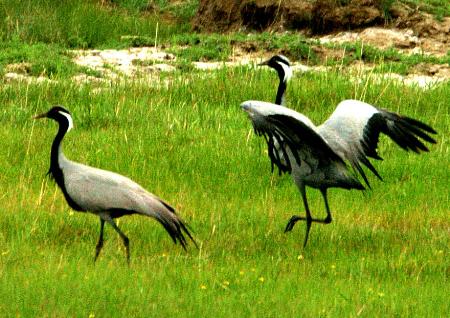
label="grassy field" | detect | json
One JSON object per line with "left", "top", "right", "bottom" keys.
{"left": 1, "top": 66, "right": 449, "bottom": 317}
{"left": 1, "top": 1, "right": 449, "bottom": 317}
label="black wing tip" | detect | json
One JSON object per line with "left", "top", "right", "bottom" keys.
{"left": 156, "top": 216, "right": 196, "bottom": 251}
{"left": 425, "top": 134, "right": 437, "bottom": 145}
{"left": 260, "top": 128, "right": 292, "bottom": 174}
{"left": 156, "top": 202, "right": 197, "bottom": 250}
{"left": 379, "top": 111, "right": 438, "bottom": 154}
{"left": 178, "top": 221, "right": 199, "bottom": 250}
{"left": 403, "top": 116, "right": 438, "bottom": 135}
{"left": 160, "top": 199, "right": 176, "bottom": 213}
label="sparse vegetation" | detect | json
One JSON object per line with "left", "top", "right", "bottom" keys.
{"left": 0, "top": 39, "right": 79, "bottom": 78}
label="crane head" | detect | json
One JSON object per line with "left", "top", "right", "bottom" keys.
{"left": 258, "top": 55, "right": 292, "bottom": 84}
{"left": 258, "top": 55, "right": 291, "bottom": 68}
{"left": 33, "top": 105, "right": 74, "bottom": 131}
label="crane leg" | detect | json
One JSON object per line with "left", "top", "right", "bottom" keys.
{"left": 104, "top": 217, "right": 130, "bottom": 264}
{"left": 284, "top": 187, "right": 332, "bottom": 247}
{"left": 94, "top": 218, "right": 105, "bottom": 262}
{"left": 320, "top": 188, "right": 333, "bottom": 224}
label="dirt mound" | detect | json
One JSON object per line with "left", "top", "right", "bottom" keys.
{"left": 193, "top": 0, "right": 385, "bottom": 33}
{"left": 192, "top": 0, "right": 448, "bottom": 37}
{"left": 395, "top": 10, "right": 450, "bottom": 42}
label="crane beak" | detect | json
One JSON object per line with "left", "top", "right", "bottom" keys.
{"left": 258, "top": 59, "right": 269, "bottom": 66}
{"left": 33, "top": 111, "right": 48, "bottom": 119}
{"left": 240, "top": 101, "right": 254, "bottom": 118}
{"left": 240, "top": 102, "right": 250, "bottom": 112}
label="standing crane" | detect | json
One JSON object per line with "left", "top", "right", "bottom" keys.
{"left": 241, "top": 97, "right": 437, "bottom": 247}
{"left": 34, "top": 106, "right": 196, "bottom": 262}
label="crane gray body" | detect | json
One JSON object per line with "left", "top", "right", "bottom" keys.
{"left": 60, "top": 154, "right": 174, "bottom": 219}
{"left": 35, "top": 106, "right": 196, "bottom": 262}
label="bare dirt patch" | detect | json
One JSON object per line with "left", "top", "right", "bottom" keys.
{"left": 193, "top": 0, "right": 449, "bottom": 53}
{"left": 72, "top": 47, "right": 176, "bottom": 77}
{"left": 67, "top": 45, "right": 448, "bottom": 89}
{"left": 3, "top": 42, "right": 447, "bottom": 89}
{"left": 3, "top": 1, "right": 448, "bottom": 88}
{"left": 190, "top": 0, "right": 449, "bottom": 87}
{"left": 317, "top": 26, "right": 449, "bottom": 57}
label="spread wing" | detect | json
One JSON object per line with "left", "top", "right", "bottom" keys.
{"left": 244, "top": 101, "right": 345, "bottom": 174}
{"left": 318, "top": 99, "right": 437, "bottom": 187}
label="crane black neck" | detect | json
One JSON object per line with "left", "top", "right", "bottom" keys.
{"left": 49, "top": 113, "right": 72, "bottom": 174}
{"left": 275, "top": 80, "right": 287, "bottom": 105}
{"left": 270, "top": 61, "right": 290, "bottom": 106}
{"left": 48, "top": 114, "right": 84, "bottom": 211}
{"left": 49, "top": 118, "right": 70, "bottom": 183}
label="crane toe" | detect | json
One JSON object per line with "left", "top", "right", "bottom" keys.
{"left": 284, "top": 215, "right": 306, "bottom": 232}
{"left": 303, "top": 219, "right": 312, "bottom": 248}
{"left": 94, "top": 241, "right": 104, "bottom": 262}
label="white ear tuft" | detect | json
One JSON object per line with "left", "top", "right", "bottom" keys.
{"left": 59, "top": 111, "right": 74, "bottom": 132}
{"left": 278, "top": 61, "right": 292, "bottom": 83}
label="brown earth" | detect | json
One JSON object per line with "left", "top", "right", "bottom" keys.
{"left": 192, "top": 0, "right": 449, "bottom": 40}
{"left": 190, "top": 0, "right": 449, "bottom": 87}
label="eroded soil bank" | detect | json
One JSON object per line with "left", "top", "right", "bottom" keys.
{"left": 193, "top": 0, "right": 449, "bottom": 39}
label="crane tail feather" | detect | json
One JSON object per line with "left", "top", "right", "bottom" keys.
{"left": 150, "top": 208, "right": 197, "bottom": 250}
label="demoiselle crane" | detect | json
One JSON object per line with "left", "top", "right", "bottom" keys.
{"left": 241, "top": 98, "right": 437, "bottom": 247}
{"left": 34, "top": 106, "right": 197, "bottom": 262}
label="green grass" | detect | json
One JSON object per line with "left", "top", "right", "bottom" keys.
{"left": 0, "top": 38, "right": 82, "bottom": 78}
{"left": 1, "top": 0, "right": 448, "bottom": 51}
{"left": 0, "top": 0, "right": 197, "bottom": 48}
{"left": 324, "top": 41, "right": 450, "bottom": 74}
{"left": 0, "top": 67, "right": 449, "bottom": 317}
{"left": 0, "top": 0, "right": 449, "bottom": 316}
{"left": 403, "top": 0, "right": 450, "bottom": 20}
